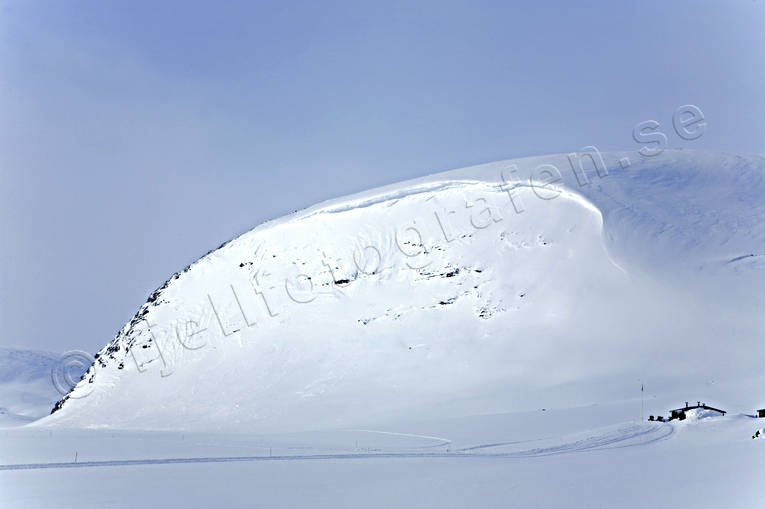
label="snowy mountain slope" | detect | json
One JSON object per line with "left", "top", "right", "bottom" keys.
{"left": 40, "top": 150, "right": 765, "bottom": 432}
{"left": 0, "top": 348, "right": 78, "bottom": 426}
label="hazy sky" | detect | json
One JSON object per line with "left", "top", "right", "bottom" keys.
{"left": 1, "top": 0, "right": 764, "bottom": 353}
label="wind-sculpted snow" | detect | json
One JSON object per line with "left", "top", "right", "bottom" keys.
{"left": 42, "top": 150, "right": 765, "bottom": 432}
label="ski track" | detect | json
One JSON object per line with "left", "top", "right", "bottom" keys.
{"left": 0, "top": 423, "right": 673, "bottom": 472}
{"left": 350, "top": 429, "right": 452, "bottom": 449}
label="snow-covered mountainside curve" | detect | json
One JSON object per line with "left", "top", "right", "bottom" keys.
{"left": 42, "top": 150, "right": 765, "bottom": 431}
{"left": 0, "top": 348, "right": 81, "bottom": 427}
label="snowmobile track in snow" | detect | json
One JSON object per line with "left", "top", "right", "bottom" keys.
{"left": 0, "top": 423, "right": 673, "bottom": 471}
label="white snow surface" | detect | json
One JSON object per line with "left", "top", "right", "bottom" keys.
{"left": 2, "top": 405, "right": 764, "bottom": 508}
{"left": 2, "top": 149, "right": 765, "bottom": 508}
{"left": 40, "top": 149, "right": 765, "bottom": 432}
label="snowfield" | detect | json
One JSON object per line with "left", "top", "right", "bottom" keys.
{"left": 2, "top": 405, "right": 764, "bottom": 508}
{"left": 2, "top": 149, "right": 764, "bottom": 507}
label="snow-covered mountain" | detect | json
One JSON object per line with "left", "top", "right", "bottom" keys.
{"left": 41, "top": 150, "right": 765, "bottom": 432}
{"left": 0, "top": 348, "right": 74, "bottom": 426}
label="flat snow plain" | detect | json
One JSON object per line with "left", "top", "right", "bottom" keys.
{"left": 2, "top": 404, "right": 764, "bottom": 508}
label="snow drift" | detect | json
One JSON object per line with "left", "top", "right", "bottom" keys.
{"left": 42, "top": 150, "right": 765, "bottom": 431}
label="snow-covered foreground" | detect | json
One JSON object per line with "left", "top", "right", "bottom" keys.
{"left": 2, "top": 404, "right": 764, "bottom": 508}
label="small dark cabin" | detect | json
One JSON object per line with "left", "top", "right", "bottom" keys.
{"left": 668, "top": 401, "right": 726, "bottom": 421}
{"left": 757, "top": 408, "right": 765, "bottom": 418}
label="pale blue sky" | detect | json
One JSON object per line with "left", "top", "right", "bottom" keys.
{"left": 1, "top": 0, "right": 764, "bottom": 352}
